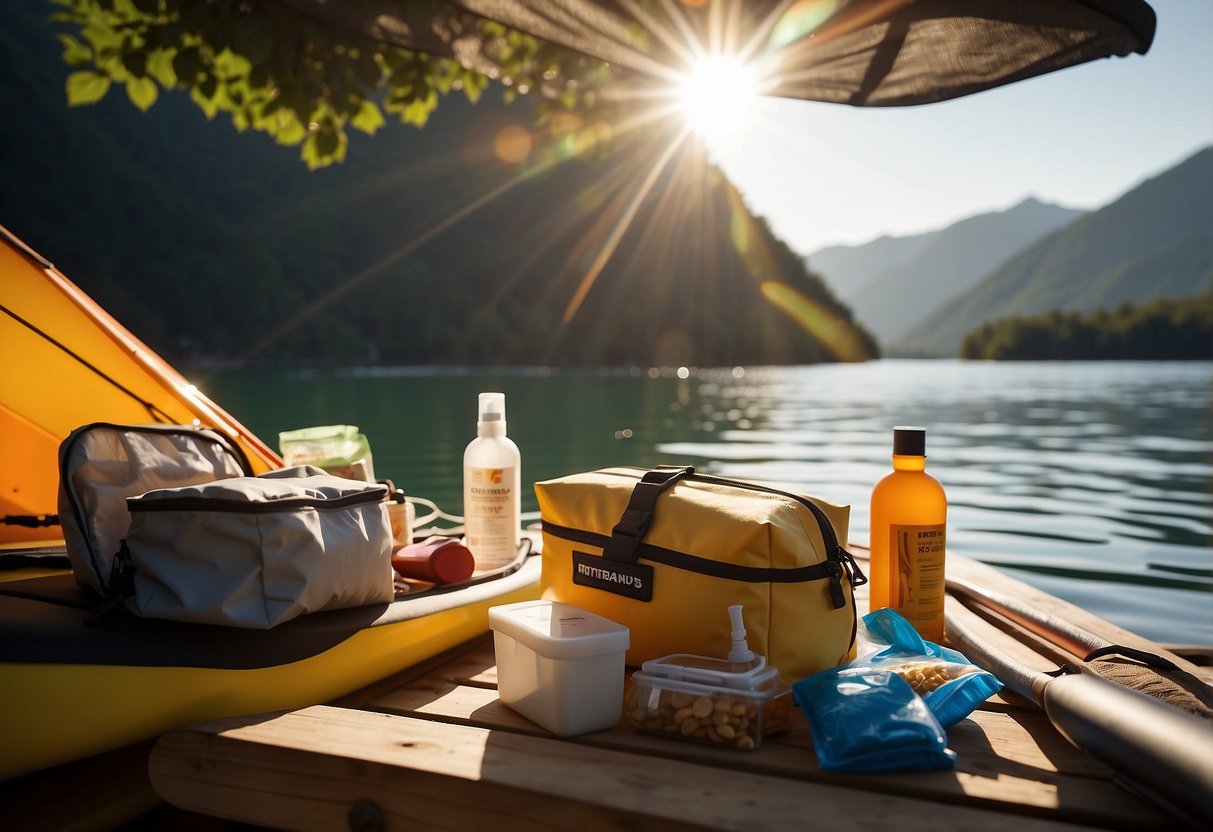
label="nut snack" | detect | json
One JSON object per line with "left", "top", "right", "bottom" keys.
{"left": 884, "top": 659, "right": 980, "bottom": 695}
{"left": 626, "top": 678, "right": 791, "bottom": 750}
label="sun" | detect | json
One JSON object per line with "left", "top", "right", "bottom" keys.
{"left": 676, "top": 55, "right": 761, "bottom": 141}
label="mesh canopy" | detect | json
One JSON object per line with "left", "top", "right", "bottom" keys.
{"left": 283, "top": 0, "right": 1155, "bottom": 106}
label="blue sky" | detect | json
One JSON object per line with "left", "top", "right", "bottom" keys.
{"left": 701, "top": 0, "right": 1213, "bottom": 255}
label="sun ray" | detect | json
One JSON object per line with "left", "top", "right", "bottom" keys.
{"left": 236, "top": 150, "right": 565, "bottom": 364}
{"left": 233, "top": 0, "right": 871, "bottom": 366}
{"left": 561, "top": 123, "right": 693, "bottom": 323}
{"left": 615, "top": 0, "right": 703, "bottom": 80}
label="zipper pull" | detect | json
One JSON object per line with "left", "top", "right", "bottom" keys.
{"left": 87, "top": 543, "right": 136, "bottom": 626}
{"left": 827, "top": 560, "right": 846, "bottom": 609}
{"left": 838, "top": 545, "right": 867, "bottom": 586}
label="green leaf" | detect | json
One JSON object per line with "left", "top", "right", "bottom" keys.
{"left": 58, "top": 34, "right": 92, "bottom": 67}
{"left": 197, "top": 73, "right": 218, "bottom": 102}
{"left": 301, "top": 125, "right": 347, "bottom": 170}
{"left": 190, "top": 81, "right": 219, "bottom": 119}
{"left": 82, "top": 23, "right": 120, "bottom": 55}
{"left": 125, "top": 76, "right": 158, "bottom": 111}
{"left": 66, "top": 70, "right": 111, "bottom": 106}
{"left": 274, "top": 113, "right": 307, "bottom": 146}
{"left": 146, "top": 48, "right": 178, "bottom": 87}
{"left": 350, "top": 100, "right": 384, "bottom": 135}
{"left": 462, "top": 71, "right": 487, "bottom": 105}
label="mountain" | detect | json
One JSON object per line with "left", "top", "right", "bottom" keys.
{"left": 806, "top": 199, "right": 1085, "bottom": 343}
{"left": 0, "top": 3, "right": 875, "bottom": 368}
{"left": 806, "top": 233, "right": 936, "bottom": 302}
{"left": 897, "top": 147, "right": 1213, "bottom": 355}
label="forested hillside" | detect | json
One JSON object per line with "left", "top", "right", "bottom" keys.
{"left": 1, "top": 2, "right": 876, "bottom": 369}
{"left": 898, "top": 147, "right": 1213, "bottom": 355}
{"left": 960, "top": 294, "right": 1213, "bottom": 360}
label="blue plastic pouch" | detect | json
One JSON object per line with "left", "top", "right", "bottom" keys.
{"left": 858, "top": 609, "right": 1003, "bottom": 728}
{"left": 793, "top": 666, "right": 956, "bottom": 772}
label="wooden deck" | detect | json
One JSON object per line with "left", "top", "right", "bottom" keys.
{"left": 145, "top": 550, "right": 1207, "bottom": 831}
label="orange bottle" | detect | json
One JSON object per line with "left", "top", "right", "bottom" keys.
{"left": 868, "top": 426, "right": 947, "bottom": 641}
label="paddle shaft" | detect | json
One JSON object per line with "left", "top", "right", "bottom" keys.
{"left": 946, "top": 575, "right": 1104, "bottom": 657}
{"left": 944, "top": 597, "right": 1213, "bottom": 827}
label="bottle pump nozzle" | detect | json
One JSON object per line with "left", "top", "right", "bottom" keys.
{"left": 476, "top": 392, "right": 507, "bottom": 436}
{"left": 726, "top": 604, "right": 756, "bottom": 664}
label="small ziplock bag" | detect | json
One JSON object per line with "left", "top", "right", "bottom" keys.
{"left": 58, "top": 422, "right": 253, "bottom": 593}
{"left": 278, "top": 424, "right": 375, "bottom": 481}
{"left": 116, "top": 466, "right": 394, "bottom": 628}
{"left": 791, "top": 608, "right": 1002, "bottom": 773}
{"left": 856, "top": 608, "right": 1002, "bottom": 728}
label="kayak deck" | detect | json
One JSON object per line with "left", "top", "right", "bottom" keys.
{"left": 144, "top": 549, "right": 1209, "bottom": 830}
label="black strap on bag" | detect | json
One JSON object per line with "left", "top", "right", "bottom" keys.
{"left": 600, "top": 466, "right": 694, "bottom": 564}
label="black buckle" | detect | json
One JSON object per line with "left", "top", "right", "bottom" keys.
{"left": 611, "top": 506, "right": 652, "bottom": 540}
{"left": 600, "top": 467, "right": 693, "bottom": 564}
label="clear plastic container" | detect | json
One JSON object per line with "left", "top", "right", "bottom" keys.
{"left": 625, "top": 605, "right": 792, "bottom": 750}
{"left": 626, "top": 654, "right": 792, "bottom": 750}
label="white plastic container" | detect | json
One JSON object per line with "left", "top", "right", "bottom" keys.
{"left": 463, "top": 392, "right": 521, "bottom": 570}
{"left": 489, "top": 600, "right": 630, "bottom": 737}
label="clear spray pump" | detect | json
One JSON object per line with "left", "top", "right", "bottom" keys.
{"left": 726, "top": 604, "right": 761, "bottom": 670}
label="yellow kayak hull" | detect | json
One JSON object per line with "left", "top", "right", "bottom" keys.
{"left": 1, "top": 561, "right": 539, "bottom": 781}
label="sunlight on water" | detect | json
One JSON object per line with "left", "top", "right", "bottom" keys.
{"left": 208, "top": 360, "right": 1212, "bottom": 645}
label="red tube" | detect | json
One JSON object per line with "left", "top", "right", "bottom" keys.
{"left": 391, "top": 537, "right": 475, "bottom": 584}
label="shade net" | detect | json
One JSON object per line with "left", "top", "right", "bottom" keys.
{"left": 283, "top": 0, "right": 1156, "bottom": 106}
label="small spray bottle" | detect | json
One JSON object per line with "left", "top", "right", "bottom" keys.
{"left": 462, "top": 392, "right": 521, "bottom": 570}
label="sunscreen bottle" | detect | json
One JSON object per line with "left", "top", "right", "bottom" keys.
{"left": 869, "top": 426, "right": 947, "bottom": 641}
{"left": 463, "top": 392, "right": 521, "bottom": 570}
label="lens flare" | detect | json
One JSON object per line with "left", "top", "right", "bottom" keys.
{"left": 676, "top": 55, "right": 760, "bottom": 139}
{"left": 760, "top": 281, "right": 874, "bottom": 362}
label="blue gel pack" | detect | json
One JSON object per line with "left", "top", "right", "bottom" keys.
{"left": 793, "top": 666, "right": 956, "bottom": 773}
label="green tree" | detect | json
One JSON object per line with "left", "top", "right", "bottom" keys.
{"left": 959, "top": 294, "right": 1213, "bottom": 360}
{"left": 53, "top": 0, "right": 612, "bottom": 169}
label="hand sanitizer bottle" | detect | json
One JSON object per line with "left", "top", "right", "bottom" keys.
{"left": 463, "top": 392, "right": 521, "bottom": 570}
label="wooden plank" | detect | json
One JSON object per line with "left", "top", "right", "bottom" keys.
{"left": 367, "top": 676, "right": 1160, "bottom": 828}
{"left": 150, "top": 705, "right": 1102, "bottom": 832}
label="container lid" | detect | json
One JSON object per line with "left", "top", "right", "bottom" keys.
{"left": 631, "top": 665, "right": 789, "bottom": 703}
{"left": 489, "top": 600, "right": 629, "bottom": 660}
{"left": 640, "top": 652, "right": 780, "bottom": 691}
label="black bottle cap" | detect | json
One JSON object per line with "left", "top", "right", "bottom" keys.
{"left": 893, "top": 426, "right": 926, "bottom": 456}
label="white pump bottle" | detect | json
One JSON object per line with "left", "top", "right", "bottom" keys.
{"left": 463, "top": 392, "right": 521, "bottom": 570}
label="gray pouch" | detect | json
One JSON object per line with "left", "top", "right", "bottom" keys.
{"left": 58, "top": 423, "right": 252, "bottom": 593}
{"left": 121, "top": 466, "right": 393, "bottom": 628}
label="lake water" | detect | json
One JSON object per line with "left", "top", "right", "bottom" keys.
{"left": 204, "top": 360, "right": 1213, "bottom": 647}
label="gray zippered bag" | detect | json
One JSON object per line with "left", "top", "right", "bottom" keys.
{"left": 118, "top": 466, "right": 394, "bottom": 628}
{"left": 58, "top": 423, "right": 253, "bottom": 593}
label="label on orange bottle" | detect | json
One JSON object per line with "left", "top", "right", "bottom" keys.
{"left": 888, "top": 523, "right": 946, "bottom": 637}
